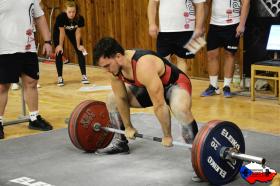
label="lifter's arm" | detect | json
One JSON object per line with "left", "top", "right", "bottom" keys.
{"left": 110, "top": 75, "right": 136, "bottom": 138}
{"left": 137, "top": 56, "right": 172, "bottom": 147}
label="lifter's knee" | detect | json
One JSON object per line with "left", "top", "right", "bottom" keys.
{"left": 171, "top": 101, "right": 193, "bottom": 123}
{"left": 169, "top": 88, "right": 193, "bottom": 122}
{"left": 172, "top": 107, "right": 193, "bottom": 122}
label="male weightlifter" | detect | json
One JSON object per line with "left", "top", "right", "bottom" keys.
{"left": 93, "top": 37, "right": 203, "bottom": 181}
{"left": 93, "top": 37, "right": 201, "bottom": 181}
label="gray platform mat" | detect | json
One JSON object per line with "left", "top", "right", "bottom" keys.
{"left": 0, "top": 113, "right": 279, "bottom": 186}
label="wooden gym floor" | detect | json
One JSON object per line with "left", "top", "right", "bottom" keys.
{"left": 3, "top": 62, "right": 280, "bottom": 140}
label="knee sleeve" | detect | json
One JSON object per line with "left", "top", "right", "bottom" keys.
{"left": 181, "top": 120, "right": 198, "bottom": 144}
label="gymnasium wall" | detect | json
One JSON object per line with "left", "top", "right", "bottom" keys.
{"left": 38, "top": 0, "right": 244, "bottom": 79}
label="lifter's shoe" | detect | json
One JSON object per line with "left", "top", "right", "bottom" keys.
{"left": 0, "top": 123, "right": 4, "bottom": 139}
{"left": 28, "top": 115, "right": 53, "bottom": 131}
{"left": 192, "top": 172, "right": 203, "bottom": 182}
{"left": 96, "top": 141, "right": 130, "bottom": 155}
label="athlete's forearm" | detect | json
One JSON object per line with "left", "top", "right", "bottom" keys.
{"left": 115, "top": 97, "right": 133, "bottom": 129}
{"left": 153, "top": 103, "right": 172, "bottom": 138}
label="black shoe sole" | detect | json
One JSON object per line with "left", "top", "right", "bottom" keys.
{"left": 95, "top": 150, "right": 130, "bottom": 155}
{"left": 28, "top": 125, "right": 53, "bottom": 131}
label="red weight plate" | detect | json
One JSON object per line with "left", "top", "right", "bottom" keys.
{"left": 68, "top": 100, "right": 114, "bottom": 152}
{"left": 192, "top": 120, "right": 220, "bottom": 181}
{"left": 192, "top": 125, "right": 208, "bottom": 180}
{"left": 193, "top": 120, "right": 222, "bottom": 181}
{"left": 68, "top": 100, "right": 93, "bottom": 150}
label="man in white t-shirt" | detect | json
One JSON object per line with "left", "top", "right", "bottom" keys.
{"left": 148, "top": 0, "right": 206, "bottom": 74}
{"left": 147, "top": 1, "right": 205, "bottom": 182}
{"left": 201, "top": 0, "right": 250, "bottom": 98}
{"left": 0, "top": 0, "right": 53, "bottom": 139}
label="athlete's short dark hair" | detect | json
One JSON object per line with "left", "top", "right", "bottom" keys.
{"left": 93, "top": 37, "right": 125, "bottom": 65}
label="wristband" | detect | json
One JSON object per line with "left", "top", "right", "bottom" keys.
{"left": 44, "top": 40, "right": 52, "bottom": 45}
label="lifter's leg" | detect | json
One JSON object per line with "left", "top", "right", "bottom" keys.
{"left": 169, "top": 87, "right": 198, "bottom": 143}
{"left": 96, "top": 92, "right": 129, "bottom": 154}
{"left": 169, "top": 87, "right": 201, "bottom": 182}
{"left": 97, "top": 88, "right": 142, "bottom": 155}
{"left": 106, "top": 92, "right": 128, "bottom": 143}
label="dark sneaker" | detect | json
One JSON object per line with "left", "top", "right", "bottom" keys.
{"left": 200, "top": 84, "right": 220, "bottom": 97}
{"left": 96, "top": 141, "right": 129, "bottom": 155}
{"left": 0, "top": 123, "right": 4, "bottom": 139}
{"left": 223, "top": 86, "right": 232, "bottom": 98}
{"left": 57, "top": 77, "right": 64, "bottom": 86}
{"left": 28, "top": 115, "right": 53, "bottom": 131}
{"left": 81, "top": 75, "right": 90, "bottom": 84}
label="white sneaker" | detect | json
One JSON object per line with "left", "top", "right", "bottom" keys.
{"left": 57, "top": 77, "right": 64, "bottom": 86}
{"left": 81, "top": 75, "right": 90, "bottom": 84}
{"left": 192, "top": 172, "right": 203, "bottom": 182}
{"left": 11, "top": 83, "right": 20, "bottom": 90}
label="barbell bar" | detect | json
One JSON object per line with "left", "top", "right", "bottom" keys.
{"left": 67, "top": 100, "right": 269, "bottom": 185}
{"left": 93, "top": 123, "right": 265, "bottom": 165}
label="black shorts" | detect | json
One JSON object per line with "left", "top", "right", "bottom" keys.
{"left": 128, "top": 73, "right": 192, "bottom": 108}
{"left": 207, "top": 24, "right": 240, "bottom": 53}
{"left": 0, "top": 52, "right": 39, "bottom": 84}
{"left": 128, "top": 85, "right": 172, "bottom": 108}
{"left": 157, "top": 31, "right": 195, "bottom": 59}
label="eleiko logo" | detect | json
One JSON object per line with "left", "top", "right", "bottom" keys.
{"left": 240, "top": 162, "right": 277, "bottom": 184}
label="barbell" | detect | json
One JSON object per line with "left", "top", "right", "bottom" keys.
{"left": 67, "top": 100, "right": 266, "bottom": 186}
